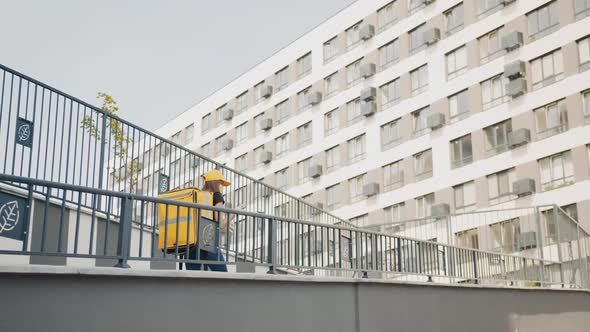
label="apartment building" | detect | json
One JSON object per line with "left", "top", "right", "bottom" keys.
{"left": 154, "top": 0, "right": 590, "bottom": 236}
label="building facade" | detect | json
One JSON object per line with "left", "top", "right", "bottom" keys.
{"left": 154, "top": 0, "right": 590, "bottom": 236}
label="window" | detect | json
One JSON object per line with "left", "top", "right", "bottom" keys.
{"left": 448, "top": 90, "right": 469, "bottom": 122}
{"left": 348, "top": 135, "right": 366, "bottom": 163}
{"left": 254, "top": 145, "right": 264, "bottom": 165}
{"left": 584, "top": 90, "right": 590, "bottom": 118}
{"left": 539, "top": 151, "right": 574, "bottom": 191}
{"left": 575, "top": 0, "right": 590, "bottom": 19}
{"left": 414, "top": 149, "right": 433, "bottom": 178}
{"left": 298, "top": 122, "right": 312, "bottom": 147}
{"left": 236, "top": 122, "right": 248, "bottom": 144}
{"left": 275, "top": 67, "right": 289, "bottom": 91}
{"left": 487, "top": 168, "right": 516, "bottom": 205}
{"left": 481, "top": 74, "right": 509, "bottom": 110}
{"left": 454, "top": 181, "right": 476, "bottom": 213}
{"left": 347, "top": 98, "right": 362, "bottom": 124}
{"left": 201, "top": 143, "right": 212, "bottom": 158}
{"left": 324, "top": 109, "right": 339, "bottom": 136}
{"left": 409, "top": 24, "right": 426, "bottom": 52}
{"left": 346, "top": 59, "right": 362, "bottom": 87}
{"left": 215, "top": 134, "right": 226, "bottom": 156}
{"left": 216, "top": 104, "right": 227, "bottom": 123}
{"left": 479, "top": 26, "right": 506, "bottom": 64}
{"left": 324, "top": 72, "right": 339, "bottom": 97}
{"left": 456, "top": 228, "right": 479, "bottom": 249}
{"left": 410, "top": 65, "right": 428, "bottom": 95}
{"left": 531, "top": 49, "right": 564, "bottom": 90}
{"left": 381, "top": 119, "right": 401, "bottom": 150}
{"left": 415, "top": 193, "right": 434, "bottom": 218}
{"left": 275, "top": 134, "right": 289, "bottom": 158}
{"left": 349, "top": 174, "right": 366, "bottom": 202}
{"left": 484, "top": 119, "right": 512, "bottom": 156}
{"left": 379, "top": 39, "right": 399, "bottom": 69}
{"left": 536, "top": 100, "right": 569, "bottom": 140}
{"left": 297, "top": 158, "right": 311, "bottom": 183}
{"left": 384, "top": 203, "right": 404, "bottom": 224}
{"left": 409, "top": 0, "right": 426, "bottom": 14}
{"left": 412, "top": 106, "right": 431, "bottom": 136}
{"left": 236, "top": 91, "right": 248, "bottom": 113}
{"left": 528, "top": 1, "right": 559, "bottom": 40}
{"left": 235, "top": 154, "right": 248, "bottom": 172}
{"left": 326, "top": 146, "right": 340, "bottom": 171}
{"left": 445, "top": 3, "right": 464, "bottom": 34}
{"left": 326, "top": 184, "right": 340, "bottom": 209}
{"left": 183, "top": 124, "right": 194, "bottom": 145}
{"left": 201, "top": 113, "right": 212, "bottom": 134}
{"left": 451, "top": 135, "right": 473, "bottom": 168}
{"left": 254, "top": 113, "right": 264, "bottom": 133}
{"left": 489, "top": 218, "right": 521, "bottom": 253}
{"left": 298, "top": 87, "right": 311, "bottom": 111}
{"left": 297, "top": 52, "right": 312, "bottom": 77}
{"left": 275, "top": 99, "right": 290, "bottom": 124}
{"left": 380, "top": 79, "right": 400, "bottom": 108}
{"left": 350, "top": 214, "right": 369, "bottom": 227}
{"left": 383, "top": 160, "right": 403, "bottom": 190}
{"left": 478, "top": 0, "right": 503, "bottom": 17}
{"left": 346, "top": 21, "right": 362, "bottom": 48}
{"left": 378, "top": 2, "right": 397, "bottom": 30}
{"left": 254, "top": 81, "right": 265, "bottom": 103}
{"left": 323, "top": 37, "right": 339, "bottom": 62}
{"left": 446, "top": 46, "right": 468, "bottom": 80}
{"left": 578, "top": 36, "right": 590, "bottom": 71}
{"left": 275, "top": 168, "right": 289, "bottom": 190}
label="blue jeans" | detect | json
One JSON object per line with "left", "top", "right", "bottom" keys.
{"left": 184, "top": 247, "right": 228, "bottom": 272}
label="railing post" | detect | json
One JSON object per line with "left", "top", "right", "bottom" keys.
{"left": 21, "top": 183, "right": 34, "bottom": 251}
{"left": 96, "top": 114, "right": 108, "bottom": 209}
{"left": 534, "top": 206, "right": 545, "bottom": 260}
{"left": 115, "top": 196, "right": 133, "bottom": 268}
{"left": 472, "top": 251, "right": 478, "bottom": 284}
{"left": 267, "top": 218, "right": 276, "bottom": 274}
{"left": 553, "top": 205, "right": 565, "bottom": 287}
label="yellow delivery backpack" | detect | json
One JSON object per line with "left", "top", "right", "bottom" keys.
{"left": 157, "top": 187, "right": 214, "bottom": 252}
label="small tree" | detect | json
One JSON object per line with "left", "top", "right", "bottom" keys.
{"left": 81, "top": 92, "right": 139, "bottom": 187}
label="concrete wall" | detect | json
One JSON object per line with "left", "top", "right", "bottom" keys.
{"left": 0, "top": 266, "right": 588, "bottom": 332}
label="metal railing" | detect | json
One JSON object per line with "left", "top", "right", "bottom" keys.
{"left": 0, "top": 174, "right": 572, "bottom": 288}
{"left": 362, "top": 206, "right": 590, "bottom": 289}
{"left": 0, "top": 63, "right": 349, "bottom": 226}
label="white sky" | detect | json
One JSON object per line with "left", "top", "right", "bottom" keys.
{"left": 0, "top": 0, "right": 356, "bottom": 130}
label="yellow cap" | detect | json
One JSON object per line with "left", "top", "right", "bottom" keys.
{"left": 201, "top": 169, "right": 231, "bottom": 187}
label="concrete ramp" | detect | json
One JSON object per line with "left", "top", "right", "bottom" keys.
{"left": 0, "top": 266, "right": 589, "bottom": 332}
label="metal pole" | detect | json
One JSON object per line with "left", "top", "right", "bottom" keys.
{"left": 553, "top": 205, "right": 565, "bottom": 287}
{"left": 534, "top": 207, "right": 545, "bottom": 260}
{"left": 267, "top": 218, "right": 276, "bottom": 274}
{"left": 114, "top": 196, "right": 133, "bottom": 268}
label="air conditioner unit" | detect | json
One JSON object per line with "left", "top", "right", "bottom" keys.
{"left": 360, "top": 24, "right": 375, "bottom": 41}
{"left": 513, "top": 178, "right": 535, "bottom": 197}
{"left": 308, "top": 164, "right": 323, "bottom": 178}
{"left": 423, "top": 28, "right": 441, "bottom": 46}
{"left": 311, "top": 202, "right": 324, "bottom": 215}
{"left": 431, "top": 203, "right": 450, "bottom": 218}
{"left": 261, "top": 85, "right": 273, "bottom": 98}
{"left": 260, "top": 118, "right": 273, "bottom": 131}
{"left": 516, "top": 231, "right": 537, "bottom": 251}
{"left": 261, "top": 186, "right": 272, "bottom": 198}
{"left": 222, "top": 139, "right": 234, "bottom": 151}
{"left": 361, "top": 101, "right": 377, "bottom": 117}
{"left": 222, "top": 109, "right": 234, "bottom": 121}
{"left": 427, "top": 113, "right": 445, "bottom": 130}
{"left": 360, "top": 63, "right": 376, "bottom": 78}
{"left": 307, "top": 92, "right": 323, "bottom": 106}
{"left": 504, "top": 61, "right": 526, "bottom": 79}
{"left": 360, "top": 87, "right": 377, "bottom": 102}
{"left": 506, "top": 78, "right": 527, "bottom": 98}
{"left": 260, "top": 151, "right": 272, "bottom": 164}
{"left": 508, "top": 128, "right": 531, "bottom": 148}
{"left": 362, "top": 183, "right": 380, "bottom": 197}
{"left": 501, "top": 31, "right": 524, "bottom": 51}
